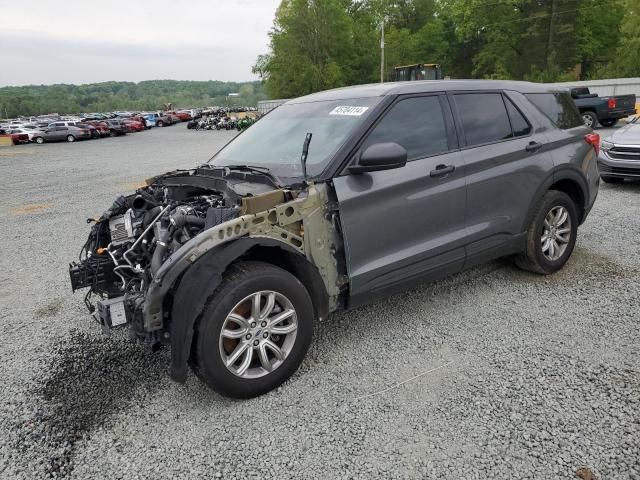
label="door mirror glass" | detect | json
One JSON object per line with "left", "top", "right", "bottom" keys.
{"left": 349, "top": 142, "right": 407, "bottom": 174}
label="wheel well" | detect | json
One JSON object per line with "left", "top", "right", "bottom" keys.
{"left": 237, "top": 245, "right": 331, "bottom": 321}
{"left": 550, "top": 179, "right": 585, "bottom": 222}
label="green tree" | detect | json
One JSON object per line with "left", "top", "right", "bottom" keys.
{"left": 254, "top": 0, "right": 355, "bottom": 98}
{"left": 602, "top": 0, "right": 640, "bottom": 77}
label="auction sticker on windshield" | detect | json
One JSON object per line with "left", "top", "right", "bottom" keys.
{"left": 329, "top": 106, "right": 369, "bottom": 116}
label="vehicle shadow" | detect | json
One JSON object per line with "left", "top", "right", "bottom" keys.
{"left": 14, "top": 329, "right": 170, "bottom": 478}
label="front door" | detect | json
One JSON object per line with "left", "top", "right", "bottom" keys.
{"left": 332, "top": 94, "right": 467, "bottom": 307}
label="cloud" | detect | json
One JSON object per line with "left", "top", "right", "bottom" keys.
{"left": 0, "top": 0, "right": 280, "bottom": 86}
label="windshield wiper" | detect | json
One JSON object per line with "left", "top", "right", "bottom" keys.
{"left": 300, "top": 132, "right": 312, "bottom": 183}
{"left": 209, "top": 164, "right": 282, "bottom": 187}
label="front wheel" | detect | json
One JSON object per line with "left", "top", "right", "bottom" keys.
{"left": 191, "top": 261, "right": 314, "bottom": 398}
{"left": 581, "top": 111, "right": 598, "bottom": 129}
{"left": 515, "top": 190, "right": 578, "bottom": 275}
{"left": 156, "top": 121, "right": 164, "bottom": 127}
{"left": 66, "top": 135, "right": 76, "bottom": 142}
{"left": 35, "top": 137, "right": 45, "bottom": 144}
{"left": 599, "top": 119, "right": 618, "bottom": 128}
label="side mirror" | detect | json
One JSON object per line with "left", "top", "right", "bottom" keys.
{"left": 348, "top": 142, "right": 408, "bottom": 174}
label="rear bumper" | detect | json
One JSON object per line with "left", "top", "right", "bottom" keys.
{"left": 597, "top": 154, "right": 640, "bottom": 178}
{"left": 604, "top": 109, "right": 637, "bottom": 120}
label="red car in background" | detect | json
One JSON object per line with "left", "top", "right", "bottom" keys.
{"left": 122, "top": 119, "right": 145, "bottom": 132}
{"left": 83, "top": 121, "right": 111, "bottom": 137}
{"left": 173, "top": 111, "right": 192, "bottom": 122}
{"left": 7, "top": 130, "right": 30, "bottom": 144}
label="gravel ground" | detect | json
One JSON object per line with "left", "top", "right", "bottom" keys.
{"left": 0, "top": 125, "right": 638, "bottom": 480}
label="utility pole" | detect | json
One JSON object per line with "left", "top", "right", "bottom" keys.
{"left": 380, "top": 16, "right": 386, "bottom": 83}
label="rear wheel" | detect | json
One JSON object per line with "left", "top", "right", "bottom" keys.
{"left": 581, "top": 111, "right": 598, "bottom": 128}
{"left": 66, "top": 135, "right": 75, "bottom": 142}
{"left": 191, "top": 261, "right": 314, "bottom": 398}
{"left": 601, "top": 175, "right": 624, "bottom": 184}
{"left": 599, "top": 119, "right": 618, "bottom": 128}
{"left": 515, "top": 190, "right": 578, "bottom": 275}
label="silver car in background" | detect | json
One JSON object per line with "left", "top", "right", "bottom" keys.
{"left": 32, "top": 125, "right": 92, "bottom": 144}
{"left": 598, "top": 118, "right": 640, "bottom": 183}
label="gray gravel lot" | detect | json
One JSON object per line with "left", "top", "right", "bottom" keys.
{"left": 0, "top": 125, "right": 638, "bottom": 480}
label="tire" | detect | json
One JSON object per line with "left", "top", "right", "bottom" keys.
{"left": 191, "top": 261, "right": 314, "bottom": 398}
{"left": 156, "top": 121, "right": 164, "bottom": 127}
{"left": 35, "top": 137, "right": 45, "bottom": 144}
{"left": 91, "top": 131, "right": 99, "bottom": 139}
{"left": 515, "top": 190, "right": 578, "bottom": 275}
{"left": 599, "top": 119, "right": 618, "bottom": 128}
{"left": 581, "top": 111, "right": 598, "bottom": 129}
{"left": 66, "top": 135, "right": 75, "bottom": 142}
{"left": 601, "top": 175, "right": 624, "bottom": 184}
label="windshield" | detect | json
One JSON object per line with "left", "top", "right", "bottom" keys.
{"left": 210, "top": 97, "right": 381, "bottom": 179}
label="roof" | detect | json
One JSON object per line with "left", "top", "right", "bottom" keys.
{"left": 286, "top": 80, "right": 568, "bottom": 104}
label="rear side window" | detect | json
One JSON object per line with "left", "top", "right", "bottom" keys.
{"left": 525, "top": 93, "right": 582, "bottom": 129}
{"left": 362, "top": 96, "right": 448, "bottom": 161}
{"left": 453, "top": 93, "right": 513, "bottom": 146}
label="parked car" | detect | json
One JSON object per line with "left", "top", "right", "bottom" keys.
{"left": 69, "top": 80, "right": 600, "bottom": 399}
{"left": 76, "top": 123, "right": 101, "bottom": 139}
{"left": 1, "top": 129, "right": 30, "bottom": 144}
{"left": 174, "top": 111, "right": 192, "bottom": 121}
{"left": 598, "top": 118, "right": 640, "bottom": 182}
{"left": 149, "top": 112, "right": 175, "bottom": 127}
{"left": 104, "top": 120, "right": 128, "bottom": 136}
{"left": 33, "top": 125, "right": 91, "bottom": 143}
{"left": 122, "top": 119, "right": 145, "bottom": 132}
{"left": 570, "top": 87, "right": 636, "bottom": 128}
{"left": 7, "top": 128, "right": 40, "bottom": 142}
{"left": 85, "top": 121, "right": 111, "bottom": 137}
{"left": 142, "top": 114, "right": 157, "bottom": 128}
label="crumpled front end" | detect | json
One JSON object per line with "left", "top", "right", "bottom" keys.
{"left": 69, "top": 166, "right": 345, "bottom": 347}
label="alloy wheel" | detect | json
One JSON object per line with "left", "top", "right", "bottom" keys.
{"left": 219, "top": 291, "right": 298, "bottom": 379}
{"left": 541, "top": 206, "right": 572, "bottom": 261}
{"left": 582, "top": 114, "right": 595, "bottom": 128}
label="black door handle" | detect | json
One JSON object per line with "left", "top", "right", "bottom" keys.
{"left": 430, "top": 164, "right": 455, "bottom": 178}
{"left": 526, "top": 141, "right": 543, "bottom": 152}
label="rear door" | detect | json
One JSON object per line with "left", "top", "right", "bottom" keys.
{"left": 450, "top": 91, "right": 554, "bottom": 263}
{"left": 332, "top": 94, "right": 466, "bottom": 306}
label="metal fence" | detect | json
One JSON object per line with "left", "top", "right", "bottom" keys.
{"left": 548, "top": 77, "right": 640, "bottom": 98}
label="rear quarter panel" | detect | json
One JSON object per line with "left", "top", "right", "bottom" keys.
{"left": 544, "top": 122, "right": 598, "bottom": 215}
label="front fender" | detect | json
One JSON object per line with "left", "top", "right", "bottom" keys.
{"left": 168, "top": 237, "right": 302, "bottom": 383}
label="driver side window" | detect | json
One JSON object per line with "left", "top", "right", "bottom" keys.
{"left": 361, "top": 96, "right": 449, "bottom": 161}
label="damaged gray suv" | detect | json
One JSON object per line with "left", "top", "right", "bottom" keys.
{"left": 70, "top": 80, "right": 600, "bottom": 398}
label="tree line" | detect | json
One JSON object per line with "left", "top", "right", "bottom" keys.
{"left": 0, "top": 80, "right": 266, "bottom": 119}
{"left": 253, "top": 0, "right": 640, "bottom": 99}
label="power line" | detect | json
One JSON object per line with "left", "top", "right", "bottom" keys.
{"left": 476, "top": 6, "right": 595, "bottom": 31}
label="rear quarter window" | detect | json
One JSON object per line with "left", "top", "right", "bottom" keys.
{"left": 525, "top": 93, "right": 583, "bottom": 129}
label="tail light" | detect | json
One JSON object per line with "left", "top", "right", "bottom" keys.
{"left": 585, "top": 133, "right": 600, "bottom": 155}
{"left": 608, "top": 98, "right": 617, "bottom": 109}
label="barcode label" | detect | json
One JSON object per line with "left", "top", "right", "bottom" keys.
{"left": 329, "top": 106, "right": 369, "bottom": 116}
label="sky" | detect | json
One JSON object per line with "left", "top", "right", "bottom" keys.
{"left": 0, "top": 0, "right": 281, "bottom": 87}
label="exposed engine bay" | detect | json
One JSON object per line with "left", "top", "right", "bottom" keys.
{"left": 69, "top": 165, "right": 344, "bottom": 347}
